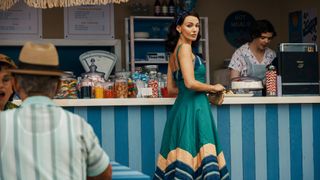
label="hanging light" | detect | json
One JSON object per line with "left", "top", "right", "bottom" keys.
{"left": 0, "top": 0, "right": 129, "bottom": 10}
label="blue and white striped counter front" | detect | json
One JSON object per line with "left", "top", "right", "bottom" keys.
{"left": 19, "top": 97, "right": 318, "bottom": 180}
{"left": 112, "top": 161, "right": 150, "bottom": 180}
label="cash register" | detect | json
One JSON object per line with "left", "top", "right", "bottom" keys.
{"left": 277, "top": 43, "right": 319, "bottom": 95}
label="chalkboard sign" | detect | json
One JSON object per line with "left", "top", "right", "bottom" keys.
{"left": 224, "top": 10, "right": 255, "bottom": 48}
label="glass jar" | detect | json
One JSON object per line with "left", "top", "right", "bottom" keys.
{"left": 94, "top": 79, "right": 105, "bottom": 98}
{"left": 160, "top": 74, "right": 169, "bottom": 97}
{"left": 115, "top": 76, "right": 128, "bottom": 98}
{"left": 127, "top": 78, "right": 137, "bottom": 98}
{"left": 157, "top": 72, "right": 164, "bottom": 98}
{"left": 104, "top": 79, "right": 115, "bottom": 98}
{"left": 80, "top": 76, "right": 93, "bottom": 99}
{"left": 148, "top": 70, "right": 159, "bottom": 98}
{"left": 266, "top": 65, "right": 277, "bottom": 96}
{"left": 55, "top": 71, "right": 78, "bottom": 99}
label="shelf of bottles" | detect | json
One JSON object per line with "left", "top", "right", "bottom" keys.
{"left": 154, "top": 0, "right": 177, "bottom": 17}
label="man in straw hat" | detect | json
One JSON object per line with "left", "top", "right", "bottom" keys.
{"left": 0, "top": 41, "right": 112, "bottom": 180}
{"left": 0, "top": 53, "right": 18, "bottom": 111}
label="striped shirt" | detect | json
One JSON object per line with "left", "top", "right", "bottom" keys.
{"left": 0, "top": 96, "right": 110, "bottom": 180}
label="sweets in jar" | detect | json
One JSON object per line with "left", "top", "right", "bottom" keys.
{"left": 115, "top": 78, "right": 128, "bottom": 98}
{"left": 55, "top": 71, "right": 78, "bottom": 99}
{"left": 104, "top": 80, "right": 115, "bottom": 98}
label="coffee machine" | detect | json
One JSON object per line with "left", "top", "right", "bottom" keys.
{"left": 277, "top": 43, "right": 319, "bottom": 95}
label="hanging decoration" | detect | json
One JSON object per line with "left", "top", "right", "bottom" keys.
{"left": 0, "top": 0, "right": 129, "bottom": 11}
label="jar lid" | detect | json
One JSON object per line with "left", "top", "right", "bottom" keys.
{"left": 144, "top": 65, "right": 158, "bottom": 72}
{"left": 115, "top": 71, "right": 130, "bottom": 79}
{"left": 61, "top": 71, "right": 75, "bottom": 78}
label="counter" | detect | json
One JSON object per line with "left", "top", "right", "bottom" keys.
{"left": 112, "top": 161, "right": 150, "bottom": 180}
{"left": 13, "top": 96, "right": 320, "bottom": 106}
{"left": 12, "top": 96, "right": 320, "bottom": 180}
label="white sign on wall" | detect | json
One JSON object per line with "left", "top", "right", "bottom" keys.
{"left": 64, "top": 5, "right": 114, "bottom": 39}
{"left": 0, "top": 1, "right": 42, "bottom": 39}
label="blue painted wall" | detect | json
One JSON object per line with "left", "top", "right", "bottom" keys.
{"left": 65, "top": 103, "right": 320, "bottom": 180}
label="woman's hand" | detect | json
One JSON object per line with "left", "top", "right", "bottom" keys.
{"left": 210, "top": 84, "right": 225, "bottom": 93}
{"left": 207, "top": 83, "right": 226, "bottom": 105}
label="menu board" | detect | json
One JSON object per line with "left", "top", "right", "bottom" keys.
{"left": 64, "top": 5, "right": 114, "bottom": 39}
{"left": 0, "top": 1, "right": 42, "bottom": 39}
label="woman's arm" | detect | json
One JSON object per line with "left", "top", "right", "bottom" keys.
{"left": 229, "top": 68, "right": 241, "bottom": 80}
{"left": 178, "top": 44, "right": 225, "bottom": 93}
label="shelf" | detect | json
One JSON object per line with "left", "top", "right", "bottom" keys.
{"left": 133, "top": 38, "right": 166, "bottom": 42}
{"left": 133, "top": 61, "right": 168, "bottom": 64}
{"left": 131, "top": 16, "right": 174, "bottom": 20}
{"left": 125, "top": 16, "right": 210, "bottom": 82}
{"left": 130, "top": 38, "right": 206, "bottom": 42}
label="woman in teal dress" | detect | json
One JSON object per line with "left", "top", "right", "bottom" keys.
{"left": 154, "top": 11, "right": 230, "bottom": 179}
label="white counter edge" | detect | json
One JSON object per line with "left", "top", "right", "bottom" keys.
{"left": 12, "top": 96, "right": 320, "bottom": 106}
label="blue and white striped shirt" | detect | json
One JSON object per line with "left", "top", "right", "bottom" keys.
{"left": 0, "top": 96, "right": 110, "bottom": 180}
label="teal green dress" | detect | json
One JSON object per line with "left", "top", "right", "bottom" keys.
{"left": 154, "top": 46, "right": 229, "bottom": 179}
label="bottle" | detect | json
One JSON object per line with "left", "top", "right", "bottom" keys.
{"left": 154, "top": 0, "right": 161, "bottom": 16}
{"left": 168, "top": 0, "right": 175, "bottom": 16}
{"left": 161, "top": 0, "right": 168, "bottom": 16}
{"left": 266, "top": 65, "right": 277, "bottom": 96}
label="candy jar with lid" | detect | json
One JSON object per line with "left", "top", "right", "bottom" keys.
{"left": 157, "top": 72, "right": 164, "bottom": 98}
{"left": 80, "top": 75, "right": 93, "bottom": 98}
{"left": 127, "top": 78, "right": 137, "bottom": 98}
{"left": 160, "top": 74, "right": 170, "bottom": 97}
{"left": 94, "top": 78, "right": 105, "bottom": 98}
{"left": 115, "top": 71, "right": 128, "bottom": 98}
{"left": 266, "top": 64, "right": 277, "bottom": 96}
{"left": 104, "top": 79, "right": 115, "bottom": 98}
{"left": 55, "top": 71, "right": 78, "bottom": 99}
{"left": 148, "top": 70, "right": 159, "bottom": 98}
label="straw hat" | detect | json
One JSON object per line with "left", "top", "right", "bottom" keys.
{"left": 0, "top": 54, "right": 17, "bottom": 68}
{"left": 9, "top": 41, "right": 63, "bottom": 76}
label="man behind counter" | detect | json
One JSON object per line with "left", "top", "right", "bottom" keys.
{"left": 228, "top": 19, "right": 277, "bottom": 81}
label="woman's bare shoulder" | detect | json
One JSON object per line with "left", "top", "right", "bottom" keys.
{"left": 179, "top": 43, "right": 192, "bottom": 51}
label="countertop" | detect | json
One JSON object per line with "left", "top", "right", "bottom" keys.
{"left": 13, "top": 96, "right": 320, "bottom": 106}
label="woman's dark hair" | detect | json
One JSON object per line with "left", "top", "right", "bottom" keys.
{"left": 165, "top": 10, "right": 201, "bottom": 53}
{"left": 249, "top": 19, "right": 277, "bottom": 41}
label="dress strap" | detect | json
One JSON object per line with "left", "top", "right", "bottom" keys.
{"left": 176, "top": 44, "right": 183, "bottom": 68}
{"left": 174, "top": 44, "right": 183, "bottom": 80}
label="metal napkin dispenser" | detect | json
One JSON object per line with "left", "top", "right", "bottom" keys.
{"left": 278, "top": 43, "right": 319, "bottom": 95}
